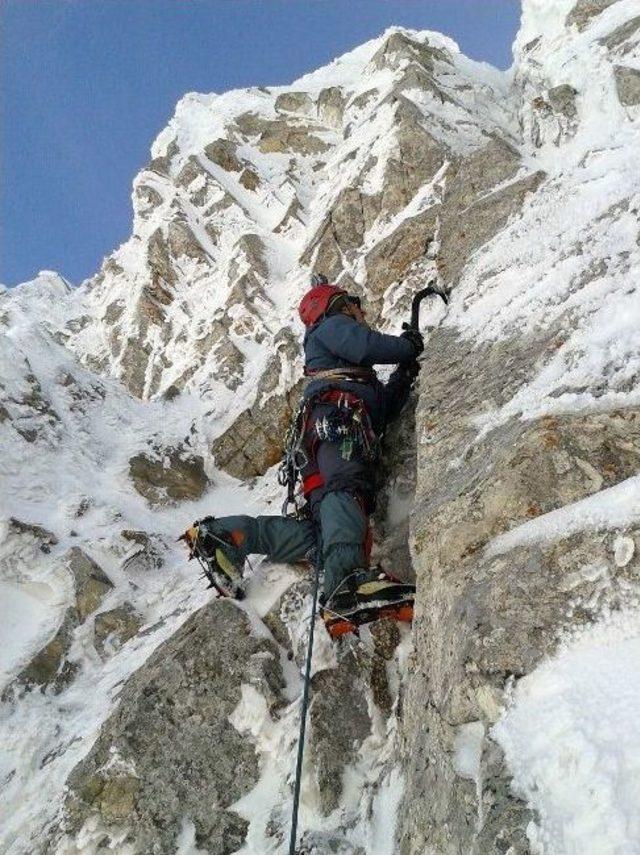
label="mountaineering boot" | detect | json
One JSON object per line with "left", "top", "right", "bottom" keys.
{"left": 352, "top": 567, "right": 415, "bottom": 628}
{"left": 178, "top": 518, "right": 245, "bottom": 600}
{"left": 354, "top": 568, "right": 414, "bottom": 607}
{"left": 320, "top": 584, "right": 360, "bottom": 640}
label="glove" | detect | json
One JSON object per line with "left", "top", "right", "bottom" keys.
{"left": 400, "top": 327, "right": 424, "bottom": 357}
{"left": 400, "top": 361, "right": 421, "bottom": 381}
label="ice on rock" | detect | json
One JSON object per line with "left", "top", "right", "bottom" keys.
{"left": 452, "top": 721, "right": 485, "bottom": 783}
{"left": 613, "top": 535, "right": 635, "bottom": 568}
{"left": 2, "top": 0, "right": 640, "bottom": 852}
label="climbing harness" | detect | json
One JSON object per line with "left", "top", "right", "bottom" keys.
{"left": 288, "top": 557, "right": 322, "bottom": 855}
{"left": 278, "top": 387, "right": 379, "bottom": 516}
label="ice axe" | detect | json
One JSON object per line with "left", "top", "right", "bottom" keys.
{"left": 402, "top": 279, "right": 449, "bottom": 333}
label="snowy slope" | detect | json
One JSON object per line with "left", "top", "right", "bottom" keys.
{"left": 2, "top": 3, "right": 640, "bottom": 853}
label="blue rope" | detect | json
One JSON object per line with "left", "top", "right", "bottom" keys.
{"left": 288, "top": 560, "right": 321, "bottom": 855}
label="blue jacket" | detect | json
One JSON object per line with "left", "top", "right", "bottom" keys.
{"left": 303, "top": 313, "right": 416, "bottom": 433}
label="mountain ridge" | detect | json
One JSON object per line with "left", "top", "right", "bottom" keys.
{"left": 1, "top": 2, "right": 640, "bottom": 852}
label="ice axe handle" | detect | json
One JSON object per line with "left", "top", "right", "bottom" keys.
{"left": 402, "top": 281, "right": 448, "bottom": 331}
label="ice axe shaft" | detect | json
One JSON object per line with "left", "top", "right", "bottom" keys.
{"left": 402, "top": 280, "right": 448, "bottom": 331}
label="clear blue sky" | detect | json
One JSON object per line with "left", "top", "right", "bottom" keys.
{"left": 1, "top": 0, "right": 520, "bottom": 287}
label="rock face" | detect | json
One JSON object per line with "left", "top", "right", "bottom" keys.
{"left": 49, "top": 24, "right": 521, "bottom": 482}
{"left": 129, "top": 445, "right": 208, "bottom": 504}
{"left": 3, "top": 6, "right": 640, "bottom": 854}
{"left": 395, "top": 4, "right": 640, "bottom": 848}
{"left": 62, "top": 601, "right": 284, "bottom": 854}
{"left": 6, "top": 548, "right": 114, "bottom": 695}
{"left": 399, "top": 328, "right": 640, "bottom": 852}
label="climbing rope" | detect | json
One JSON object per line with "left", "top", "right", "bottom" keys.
{"left": 288, "top": 559, "right": 322, "bottom": 855}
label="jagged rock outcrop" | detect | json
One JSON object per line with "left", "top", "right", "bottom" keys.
{"left": 129, "top": 444, "right": 208, "bottom": 504}
{"left": 60, "top": 601, "right": 285, "bottom": 854}
{"left": 3, "top": 7, "right": 639, "bottom": 853}
{"left": 5, "top": 548, "right": 114, "bottom": 695}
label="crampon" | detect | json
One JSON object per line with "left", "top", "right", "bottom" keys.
{"left": 321, "top": 596, "right": 414, "bottom": 640}
{"left": 178, "top": 522, "right": 245, "bottom": 600}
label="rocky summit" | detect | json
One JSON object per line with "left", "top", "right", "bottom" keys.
{"left": 1, "top": 1, "right": 639, "bottom": 853}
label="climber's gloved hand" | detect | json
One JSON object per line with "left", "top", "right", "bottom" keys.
{"left": 400, "top": 327, "right": 424, "bottom": 357}
{"left": 400, "top": 360, "right": 421, "bottom": 382}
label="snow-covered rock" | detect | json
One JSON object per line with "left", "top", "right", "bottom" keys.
{"left": 1, "top": 1, "right": 640, "bottom": 852}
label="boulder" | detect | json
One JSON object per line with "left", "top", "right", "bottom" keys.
{"left": 310, "top": 655, "right": 371, "bottom": 815}
{"left": 317, "top": 87, "right": 345, "bottom": 127}
{"left": 94, "top": 604, "right": 142, "bottom": 656}
{"left": 548, "top": 83, "right": 578, "bottom": 117}
{"left": 614, "top": 65, "right": 640, "bottom": 106}
{"left": 257, "top": 122, "right": 329, "bottom": 155}
{"left": 7, "top": 517, "right": 58, "bottom": 553}
{"left": 6, "top": 608, "right": 79, "bottom": 696}
{"left": 239, "top": 167, "right": 261, "bottom": 190}
{"left": 275, "top": 91, "right": 314, "bottom": 115}
{"left": 61, "top": 600, "right": 285, "bottom": 854}
{"left": 66, "top": 547, "right": 115, "bottom": 622}
{"left": 129, "top": 445, "right": 208, "bottom": 504}
{"left": 204, "top": 139, "right": 242, "bottom": 172}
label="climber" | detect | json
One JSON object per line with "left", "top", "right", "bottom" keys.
{"left": 181, "top": 273, "right": 423, "bottom": 638}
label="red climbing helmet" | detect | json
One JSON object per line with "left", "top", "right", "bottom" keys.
{"left": 298, "top": 283, "right": 347, "bottom": 327}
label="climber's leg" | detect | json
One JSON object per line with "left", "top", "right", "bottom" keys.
{"left": 316, "top": 490, "right": 369, "bottom": 602}
{"left": 196, "top": 514, "right": 317, "bottom": 566}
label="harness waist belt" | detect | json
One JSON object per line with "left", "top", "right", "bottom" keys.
{"left": 304, "top": 367, "right": 377, "bottom": 384}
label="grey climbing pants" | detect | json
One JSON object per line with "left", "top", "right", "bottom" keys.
{"left": 209, "top": 514, "right": 317, "bottom": 565}
{"left": 214, "top": 457, "right": 372, "bottom": 600}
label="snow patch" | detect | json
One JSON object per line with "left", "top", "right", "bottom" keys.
{"left": 493, "top": 609, "right": 640, "bottom": 854}
{"left": 487, "top": 475, "right": 640, "bottom": 557}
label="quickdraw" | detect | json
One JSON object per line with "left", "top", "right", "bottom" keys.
{"left": 278, "top": 398, "right": 312, "bottom": 518}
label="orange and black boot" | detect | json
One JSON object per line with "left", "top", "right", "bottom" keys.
{"left": 353, "top": 569, "right": 415, "bottom": 627}
{"left": 320, "top": 590, "right": 360, "bottom": 640}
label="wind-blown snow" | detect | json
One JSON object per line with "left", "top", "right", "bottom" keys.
{"left": 2, "top": 1, "right": 640, "bottom": 851}
{"left": 487, "top": 475, "right": 640, "bottom": 557}
{"left": 493, "top": 610, "right": 640, "bottom": 855}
